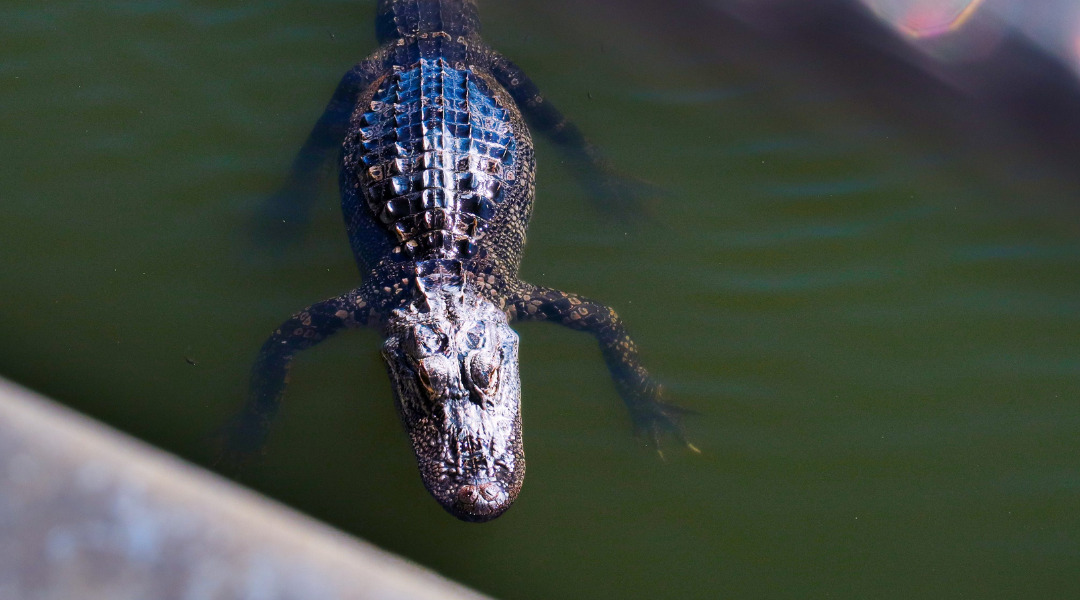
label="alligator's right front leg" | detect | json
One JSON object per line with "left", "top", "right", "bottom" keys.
{"left": 485, "top": 50, "right": 658, "bottom": 215}
{"left": 218, "top": 289, "right": 374, "bottom": 465}
{"left": 508, "top": 285, "right": 699, "bottom": 457}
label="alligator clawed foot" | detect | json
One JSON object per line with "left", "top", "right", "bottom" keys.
{"left": 628, "top": 383, "right": 701, "bottom": 459}
{"left": 212, "top": 414, "right": 270, "bottom": 470}
{"left": 584, "top": 167, "right": 667, "bottom": 218}
{"left": 250, "top": 185, "right": 317, "bottom": 250}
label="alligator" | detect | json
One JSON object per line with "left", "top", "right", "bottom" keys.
{"left": 222, "top": 0, "right": 697, "bottom": 522}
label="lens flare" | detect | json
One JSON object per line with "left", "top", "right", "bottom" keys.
{"left": 861, "top": 0, "right": 986, "bottom": 38}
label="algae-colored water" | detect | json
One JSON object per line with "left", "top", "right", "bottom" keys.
{"left": 2, "top": 1, "right": 1079, "bottom": 598}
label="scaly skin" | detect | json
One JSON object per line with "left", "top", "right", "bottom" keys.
{"left": 221, "top": 0, "right": 696, "bottom": 522}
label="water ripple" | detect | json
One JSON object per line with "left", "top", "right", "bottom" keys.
{"left": 951, "top": 244, "right": 1080, "bottom": 262}
{"left": 762, "top": 177, "right": 883, "bottom": 199}
{"left": 631, "top": 86, "right": 751, "bottom": 105}
{"left": 702, "top": 266, "right": 892, "bottom": 293}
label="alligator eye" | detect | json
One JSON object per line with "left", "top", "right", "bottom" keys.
{"left": 417, "top": 362, "right": 435, "bottom": 395}
{"left": 409, "top": 324, "right": 446, "bottom": 358}
{"left": 467, "top": 351, "right": 500, "bottom": 402}
{"left": 462, "top": 321, "right": 486, "bottom": 350}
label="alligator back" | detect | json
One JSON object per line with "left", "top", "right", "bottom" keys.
{"left": 340, "top": 2, "right": 535, "bottom": 277}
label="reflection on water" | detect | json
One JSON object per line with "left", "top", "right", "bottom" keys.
{"left": 2, "top": 0, "right": 1079, "bottom": 598}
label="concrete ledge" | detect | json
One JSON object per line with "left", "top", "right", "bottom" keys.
{"left": 0, "top": 379, "right": 492, "bottom": 600}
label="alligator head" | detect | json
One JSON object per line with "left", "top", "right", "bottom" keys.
{"left": 381, "top": 262, "right": 523, "bottom": 522}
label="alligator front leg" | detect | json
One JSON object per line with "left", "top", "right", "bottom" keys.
{"left": 509, "top": 285, "right": 698, "bottom": 457}
{"left": 258, "top": 52, "right": 389, "bottom": 240}
{"left": 486, "top": 51, "right": 656, "bottom": 214}
{"left": 218, "top": 289, "right": 374, "bottom": 464}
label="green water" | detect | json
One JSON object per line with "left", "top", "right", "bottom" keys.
{"left": 3, "top": 0, "right": 1080, "bottom": 597}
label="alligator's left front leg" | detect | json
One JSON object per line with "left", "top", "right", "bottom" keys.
{"left": 509, "top": 285, "right": 699, "bottom": 456}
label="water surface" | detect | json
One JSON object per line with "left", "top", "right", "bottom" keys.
{"left": 2, "top": 0, "right": 1079, "bottom": 598}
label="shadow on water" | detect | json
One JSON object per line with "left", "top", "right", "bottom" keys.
{"left": 2, "top": 0, "right": 1080, "bottom": 598}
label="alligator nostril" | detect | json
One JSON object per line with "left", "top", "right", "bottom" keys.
{"left": 457, "top": 485, "right": 480, "bottom": 505}
{"left": 478, "top": 481, "right": 501, "bottom": 502}
{"left": 453, "top": 481, "right": 509, "bottom": 520}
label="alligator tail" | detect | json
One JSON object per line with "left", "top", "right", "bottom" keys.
{"left": 375, "top": 0, "right": 481, "bottom": 45}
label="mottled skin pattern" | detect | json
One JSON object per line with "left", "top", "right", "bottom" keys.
{"left": 222, "top": 0, "right": 696, "bottom": 522}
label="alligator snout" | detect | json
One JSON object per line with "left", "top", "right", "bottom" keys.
{"left": 453, "top": 481, "right": 509, "bottom": 522}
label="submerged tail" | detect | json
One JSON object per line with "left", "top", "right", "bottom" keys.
{"left": 375, "top": 0, "right": 481, "bottom": 45}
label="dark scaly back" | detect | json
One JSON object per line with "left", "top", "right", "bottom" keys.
{"left": 342, "top": 0, "right": 535, "bottom": 293}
